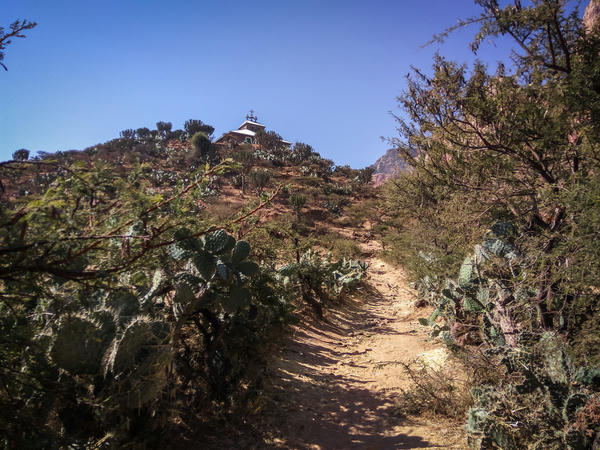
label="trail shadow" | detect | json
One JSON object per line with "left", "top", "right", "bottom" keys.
{"left": 258, "top": 291, "right": 439, "bottom": 449}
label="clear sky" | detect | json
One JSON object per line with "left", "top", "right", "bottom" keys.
{"left": 1, "top": 0, "right": 515, "bottom": 167}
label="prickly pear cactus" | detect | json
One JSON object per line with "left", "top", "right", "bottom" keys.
{"left": 203, "top": 229, "right": 235, "bottom": 254}
{"left": 231, "top": 240, "right": 251, "bottom": 264}
{"left": 458, "top": 256, "right": 476, "bottom": 289}
{"left": 193, "top": 249, "right": 216, "bottom": 280}
{"left": 574, "top": 367, "right": 600, "bottom": 388}
{"left": 107, "top": 317, "right": 172, "bottom": 409}
{"left": 104, "top": 289, "right": 139, "bottom": 318}
{"left": 276, "top": 249, "right": 367, "bottom": 306}
{"left": 563, "top": 393, "right": 589, "bottom": 422}
{"left": 222, "top": 286, "right": 251, "bottom": 313}
{"left": 90, "top": 308, "right": 118, "bottom": 346}
{"left": 536, "top": 332, "right": 573, "bottom": 385}
{"left": 141, "top": 269, "right": 166, "bottom": 307}
{"left": 51, "top": 315, "right": 115, "bottom": 375}
{"left": 236, "top": 260, "right": 259, "bottom": 277}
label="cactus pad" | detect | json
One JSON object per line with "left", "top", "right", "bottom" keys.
{"left": 231, "top": 240, "right": 251, "bottom": 264}
{"left": 458, "top": 256, "right": 475, "bottom": 288}
{"left": 204, "top": 230, "right": 235, "bottom": 254}
{"left": 236, "top": 261, "right": 259, "bottom": 277}
{"left": 105, "top": 289, "right": 139, "bottom": 318}
{"left": 193, "top": 250, "right": 216, "bottom": 280}
{"left": 51, "top": 316, "right": 107, "bottom": 375}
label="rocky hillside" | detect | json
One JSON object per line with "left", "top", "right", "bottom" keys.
{"left": 584, "top": 0, "right": 600, "bottom": 32}
{"left": 369, "top": 148, "right": 406, "bottom": 186}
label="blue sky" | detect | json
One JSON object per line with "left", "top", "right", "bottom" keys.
{"left": 1, "top": 0, "right": 516, "bottom": 167}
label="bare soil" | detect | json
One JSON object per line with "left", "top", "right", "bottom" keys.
{"left": 192, "top": 238, "right": 467, "bottom": 449}
{"left": 251, "top": 241, "right": 467, "bottom": 449}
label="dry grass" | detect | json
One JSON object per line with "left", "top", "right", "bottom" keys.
{"left": 391, "top": 357, "right": 473, "bottom": 422}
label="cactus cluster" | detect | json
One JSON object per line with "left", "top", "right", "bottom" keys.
{"left": 39, "top": 228, "right": 282, "bottom": 446}
{"left": 168, "top": 230, "right": 260, "bottom": 315}
{"left": 415, "top": 222, "right": 600, "bottom": 448}
{"left": 466, "top": 332, "right": 600, "bottom": 449}
{"left": 418, "top": 222, "right": 526, "bottom": 348}
{"left": 50, "top": 294, "right": 172, "bottom": 412}
{"left": 278, "top": 249, "right": 367, "bottom": 308}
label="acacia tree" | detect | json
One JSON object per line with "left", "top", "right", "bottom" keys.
{"left": 156, "top": 121, "right": 172, "bottom": 139}
{"left": 392, "top": 0, "right": 600, "bottom": 320}
{"left": 0, "top": 19, "right": 36, "bottom": 71}
{"left": 387, "top": 1, "right": 600, "bottom": 446}
{"left": 291, "top": 142, "right": 314, "bottom": 163}
{"left": 136, "top": 127, "right": 151, "bottom": 140}
{"left": 249, "top": 169, "right": 271, "bottom": 194}
{"left": 12, "top": 148, "right": 29, "bottom": 161}
{"left": 255, "top": 129, "right": 289, "bottom": 163}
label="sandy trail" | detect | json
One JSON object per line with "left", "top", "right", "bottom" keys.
{"left": 257, "top": 242, "right": 466, "bottom": 449}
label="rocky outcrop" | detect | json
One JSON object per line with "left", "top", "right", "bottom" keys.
{"left": 370, "top": 148, "right": 407, "bottom": 187}
{"left": 584, "top": 0, "right": 600, "bottom": 33}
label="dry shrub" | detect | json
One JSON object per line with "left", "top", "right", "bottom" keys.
{"left": 392, "top": 359, "right": 473, "bottom": 422}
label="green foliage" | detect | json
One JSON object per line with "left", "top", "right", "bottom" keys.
{"left": 319, "top": 200, "right": 339, "bottom": 216}
{"left": 289, "top": 192, "right": 307, "bottom": 220}
{"left": 278, "top": 249, "right": 367, "bottom": 317}
{"left": 383, "top": 1, "right": 600, "bottom": 447}
{"left": 0, "top": 156, "right": 295, "bottom": 447}
{"left": 12, "top": 148, "right": 29, "bottom": 160}
{"left": 299, "top": 156, "right": 335, "bottom": 179}
{"left": 315, "top": 231, "right": 363, "bottom": 259}
{"left": 120, "top": 128, "right": 135, "bottom": 141}
{"left": 232, "top": 145, "right": 255, "bottom": 194}
{"left": 255, "top": 129, "right": 283, "bottom": 150}
{"left": 322, "top": 183, "right": 352, "bottom": 196}
{"left": 414, "top": 226, "right": 600, "bottom": 448}
{"left": 107, "top": 317, "right": 172, "bottom": 409}
{"left": 291, "top": 142, "right": 314, "bottom": 163}
{"left": 184, "top": 119, "right": 214, "bottom": 138}
{"left": 392, "top": 360, "right": 473, "bottom": 421}
{"left": 51, "top": 315, "right": 108, "bottom": 375}
{"left": 190, "top": 131, "right": 211, "bottom": 160}
{"left": 249, "top": 169, "right": 271, "bottom": 194}
{"left": 354, "top": 167, "right": 374, "bottom": 185}
{"left": 136, "top": 127, "right": 151, "bottom": 139}
{"left": 156, "top": 120, "right": 172, "bottom": 139}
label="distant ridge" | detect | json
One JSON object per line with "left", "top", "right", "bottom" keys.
{"left": 369, "top": 148, "right": 407, "bottom": 187}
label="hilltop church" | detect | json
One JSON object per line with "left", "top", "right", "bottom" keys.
{"left": 215, "top": 111, "right": 291, "bottom": 147}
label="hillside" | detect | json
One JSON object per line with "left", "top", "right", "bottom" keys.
{"left": 1, "top": 118, "right": 473, "bottom": 448}
{"left": 1, "top": 119, "right": 412, "bottom": 446}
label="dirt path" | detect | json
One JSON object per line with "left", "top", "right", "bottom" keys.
{"left": 256, "top": 243, "right": 467, "bottom": 449}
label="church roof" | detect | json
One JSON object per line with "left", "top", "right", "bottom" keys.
{"left": 239, "top": 120, "right": 265, "bottom": 129}
{"left": 230, "top": 129, "right": 256, "bottom": 137}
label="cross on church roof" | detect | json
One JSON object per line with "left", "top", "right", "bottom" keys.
{"left": 246, "top": 110, "right": 258, "bottom": 123}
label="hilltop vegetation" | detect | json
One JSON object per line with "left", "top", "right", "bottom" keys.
{"left": 0, "top": 120, "right": 376, "bottom": 447}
